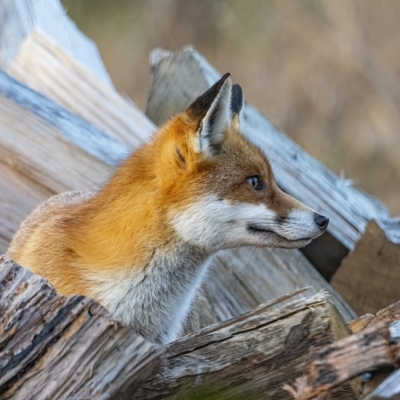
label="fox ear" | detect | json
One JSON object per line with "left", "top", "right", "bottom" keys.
{"left": 231, "top": 84, "right": 244, "bottom": 119}
{"left": 187, "top": 73, "right": 232, "bottom": 158}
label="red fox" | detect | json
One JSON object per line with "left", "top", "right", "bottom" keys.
{"left": 8, "top": 74, "right": 328, "bottom": 345}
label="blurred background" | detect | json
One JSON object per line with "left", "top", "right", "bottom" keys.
{"left": 62, "top": 0, "right": 400, "bottom": 215}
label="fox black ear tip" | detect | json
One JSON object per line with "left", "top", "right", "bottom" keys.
{"left": 221, "top": 73, "right": 232, "bottom": 82}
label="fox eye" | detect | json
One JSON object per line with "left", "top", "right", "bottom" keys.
{"left": 246, "top": 175, "right": 264, "bottom": 191}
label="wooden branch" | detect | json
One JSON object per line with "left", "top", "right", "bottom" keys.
{"left": 137, "top": 292, "right": 356, "bottom": 400}
{"left": 145, "top": 46, "right": 397, "bottom": 279}
{"left": 332, "top": 220, "right": 400, "bottom": 315}
{"left": 284, "top": 301, "right": 400, "bottom": 399}
{"left": 0, "top": 255, "right": 160, "bottom": 399}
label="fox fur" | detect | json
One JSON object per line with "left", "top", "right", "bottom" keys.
{"left": 8, "top": 74, "right": 328, "bottom": 345}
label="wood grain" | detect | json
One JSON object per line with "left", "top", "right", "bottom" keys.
{"left": 8, "top": 30, "right": 155, "bottom": 147}
{"left": 287, "top": 300, "right": 400, "bottom": 399}
{"left": 0, "top": 0, "right": 113, "bottom": 86}
{"left": 0, "top": 69, "right": 126, "bottom": 248}
{"left": 0, "top": 255, "right": 160, "bottom": 400}
{"left": 197, "top": 247, "right": 356, "bottom": 326}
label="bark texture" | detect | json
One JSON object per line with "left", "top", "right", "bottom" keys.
{"left": 0, "top": 255, "right": 160, "bottom": 400}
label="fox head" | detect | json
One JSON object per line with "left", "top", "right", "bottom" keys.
{"left": 147, "top": 73, "right": 329, "bottom": 252}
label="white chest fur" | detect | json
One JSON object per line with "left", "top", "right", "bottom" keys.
{"left": 88, "top": 244, "right": 210, "bottom": 345}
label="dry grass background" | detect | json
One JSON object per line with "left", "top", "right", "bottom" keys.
{"left": 62, "top": 0, "right": 400, "bottom": 215}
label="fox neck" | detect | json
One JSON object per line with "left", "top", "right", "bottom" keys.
{"left": 66, "top": 145, "right": 213, "bottom": 344}
{"left": 86, "top": 241, "right": 210, "bottom": 344}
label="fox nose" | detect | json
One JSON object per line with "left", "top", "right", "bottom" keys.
{"left": 314, "top": 213, "right": 329, "bottom": 231}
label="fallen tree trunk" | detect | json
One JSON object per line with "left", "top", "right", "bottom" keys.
{"left": 146, "top": 46, "right": 398, "bottom": 280}
{"left": 0, "top": 255, "right": 160, "bottom": 400}
{"left": 137, "top": 291, "right": 356, "bottom": 400}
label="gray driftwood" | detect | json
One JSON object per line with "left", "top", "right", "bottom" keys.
{"left": 0, "top": 69, "right": 127, "bottom": 253}
{"left": 0, "top": 0, "right": 112, "bottom": 85}
{"left": 0, "top": 255, "right": 160, "bottom": 400}
{"left": 137, "top": 291, "right": 356, "bottom": 400}
{"left": 0, "top": 161, "right": 52, "bottom": 252}
{"left": 0, "top": 1, "right": 155, "bottom": 147}
{"left": 146, "top": 46, "right": 399, "bottom": 280}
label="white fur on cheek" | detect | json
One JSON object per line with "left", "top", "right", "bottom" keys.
{"left": 170, "top": 196, "right": 278, "bottom": 250}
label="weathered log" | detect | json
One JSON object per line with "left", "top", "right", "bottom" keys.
{"left": 0, "top": 0, "right": 112, "bottom": 85}
{"left": 136, "top": 291, "right": 356, "bottom": 400}
{"left": 0, "top": 161, "right": 52, "bottom": 252}
{"left": 350, "top": 300, "right": 400, "bottom": 398}
{"left": 286, "top": 300, "right": 400, "bottom": 399}
{"left": 0, "top": 69, "right": 127, "bottom": 252}
{"left": 0, "top": 255, "right": 160, "bottom": 399}
{"left": 0, "top": 0, "right": 155, "bottom": 147}
{"left": 0, "top": 69, "right": 355, "bottom": 325}
{"left": 145, "top": 46, "right": 398, "bottom": 279}
{"left": 284, "top": 321, "right": 400, "bottom": 400}
{"left": 332, "top": 220, "right": 400, "bottom": 315}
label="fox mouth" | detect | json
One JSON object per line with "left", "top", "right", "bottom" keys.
{"left": 247, "top": 224, "right": 313, "bottom": 242}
